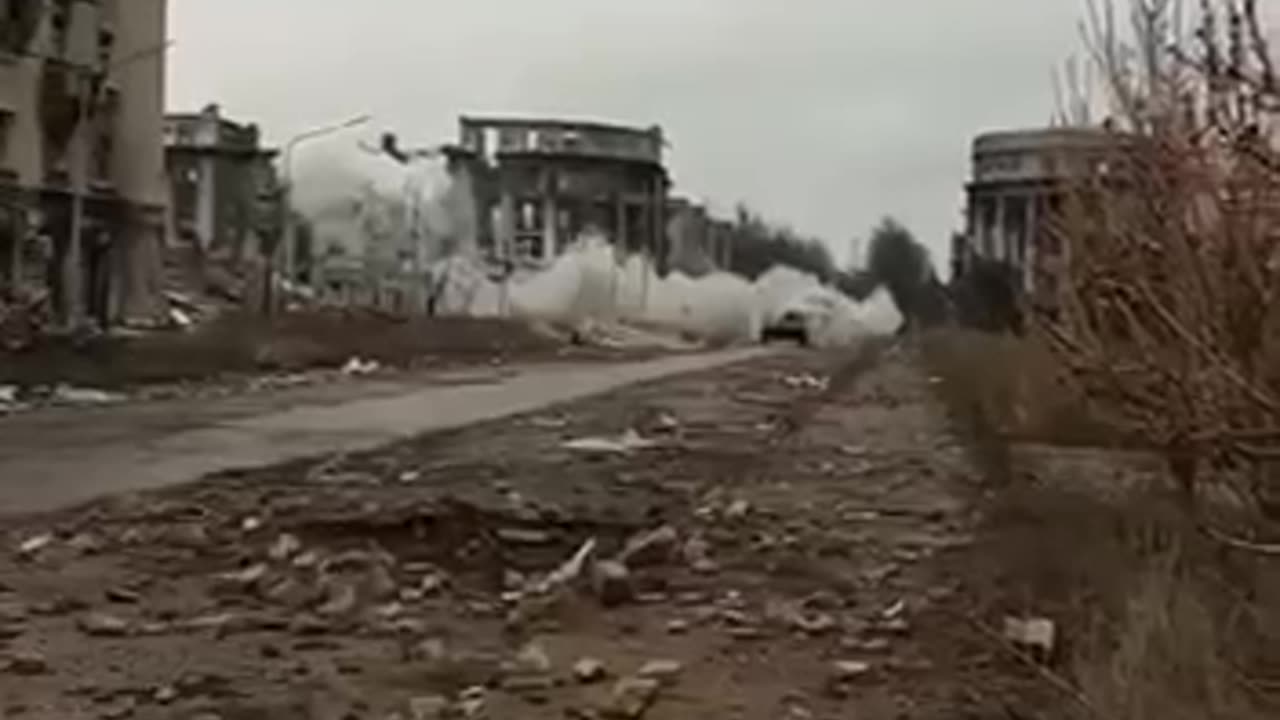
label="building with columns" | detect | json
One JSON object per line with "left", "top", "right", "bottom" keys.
{"left": 953, "top": 126, "right": 1114, "bottom": 304}
{"left": 0, "top": 0, "right": 169, "bottom": 326}
{"left": 445, "top": 116, "right": 670, "bottom": 271}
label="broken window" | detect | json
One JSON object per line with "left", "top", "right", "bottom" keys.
{"left": 1, "top": 0, "right": 41, "bottom": 54}
{"left": 91, "top": 129, "right": 112, "bottom": 182}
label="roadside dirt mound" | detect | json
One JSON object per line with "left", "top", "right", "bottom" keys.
{"left": 0, "top": 310, "right": 570, "bottom": 389}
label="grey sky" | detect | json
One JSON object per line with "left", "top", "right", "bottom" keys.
{"left": 169, "top": 1, "right": 1093, "bottom": 267}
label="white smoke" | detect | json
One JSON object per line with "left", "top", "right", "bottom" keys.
{"left": 293, "top": 146, "right": 900, "bottom": 345}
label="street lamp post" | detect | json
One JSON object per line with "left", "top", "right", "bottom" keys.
{"left": 271, "top": 114, "right": 371, "bottom": 313}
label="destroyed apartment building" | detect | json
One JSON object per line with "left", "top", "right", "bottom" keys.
{"left": 0, "top": 0, "right": 170, "bottom": 328}
{"left": 445, "top": 115, "right": 671, "bottom": 272}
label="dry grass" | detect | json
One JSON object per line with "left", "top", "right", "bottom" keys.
{"left": 920, "top": 329, "right": 1114, "bottom": 449}
{"left": 921, "top": 328, "right": 1280, "bottom": 720}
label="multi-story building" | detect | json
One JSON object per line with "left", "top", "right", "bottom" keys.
{"left": 445, "top": 115, "right": 670, "bottom": 271}
{"left": 0, "top": 0, "right": 168, "bottom": 326}
{"left": 952, "top": 126, "right": 1114, "bottom": 304}
{"left": 665, "top": 197, "right": 733, "bottom": 276}
{"left": 164, "top": 104, "right": 278, "bottom": 260}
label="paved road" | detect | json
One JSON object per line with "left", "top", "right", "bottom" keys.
{"left": 0, "top": 348, "right": 766, "bottom": 514}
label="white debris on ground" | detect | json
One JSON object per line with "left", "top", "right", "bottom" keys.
{"left": 50, "top": 385, "right": 124, "bottom": 406}
{"left": 561, "top": 428, "right": 660, "bottom": 455}
{"left": 341, "top": 356, "right": 381, "bottom": 376}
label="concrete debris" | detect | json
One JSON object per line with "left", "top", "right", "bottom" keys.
{"left": 830, "top": 659, "right": 872, "bottom": 682}
{"left": 104, "top": 586, "right": 142, "bottom": 604}
{"left": 1003, "top": 616, "right": 1056, "bottom": 657}
{"left": 602, "top": 676, "right": 662, "bottom": 719}
{"left": 341, "top": 356, "right": 381, "bottom": 376}
{"left": 681, "top": 535, "right": 718, "bottom": 574}
{"left": 724, "top": 498, "right": 751, "bottom": 521}
{"left": 496, "top": 527, "right": 555, "bottom": 546}
{"left": 590, "top": 560, "right": 633, "bottom": 607}
{"left": 16, "top": 533, "right": 53, "bottom": 558}
{"left": 781, "top": 374, "right": 829, "bottom": 391}
{"left": 528, "top": 415, "right": 570, "bottom": 429}
{"left": 562, "top": 429, "right": 658, "bottom": 454}
{"left": 78, "top": 612, "right": 131, "bottom": 637}
{"left": 267, "top": 533, "right": 303, "bottom": 561}
{"left": 457, "top": 686, "right": 487, "bottom": 718}
{"left": 573, "top": 657, "right": 607, "bottom": 684}
{"left": 636, "top": 659, "right": 683, "bottom": 685}
{"left": 507, "top": 641, "right": 553, "bottom": 676}
{"left": 618, "top": 525, "right": 679, "bottom": 568}
{"left": 169, "top": 306, "right": 194, "bottom": 329}
{"left": 317, "top": 581, "right": 359, "bottom": 618}
{"left": 407, "top": 695, "right": 450, "bottom": 720}
{"left": 5, "top": 650, "right": 50, "bottom": 675}
{"left": 880, "top": 598, "right": 906, "bottom": 620}
{"left": 528, "top": 537, "right": 597, "bottom": 596}
{"left": 665, "top": 618, "right": 690, "bottom": 635}
{"left": 153, "top": 685, "right": 179, "bottom": 704}
{"left": 51, "top": 385, "right": 124, "bottom": 406}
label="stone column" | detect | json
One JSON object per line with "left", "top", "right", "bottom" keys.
{"left": 1024, "top": 194, "right": 1038, "bottom": 293}
{"left": 994, "top": 194, "right": 1008, "bottom": 262}
{"left": 541, "top": 194, "right": 557, "bottom": 262}
{"left": 195, "top": 156, "right": 216, "bottom": 250}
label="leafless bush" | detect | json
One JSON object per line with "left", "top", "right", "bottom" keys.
{"left": 1039, "top": 0, "right": 1280, "bottom": 513}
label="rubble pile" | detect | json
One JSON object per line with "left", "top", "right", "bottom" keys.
{"left": 0, "top": 349, "right": 1000, "bottom": 719}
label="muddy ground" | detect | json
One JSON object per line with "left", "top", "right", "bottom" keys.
{"left": 0, "top": 344, "right": 1045, "bottom": 720}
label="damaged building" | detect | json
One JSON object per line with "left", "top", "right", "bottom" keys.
{"left": 164, "top": 103, "right": 278, "bottom": 263}
{"left": 0, "top": 0, "right": 169, "bottom": 328}
{"left": 445, "top": 116, "right": 670, "bottom": 271}
{"left": 665, "top": 197, "right": 733, "bottom": 276}
{"left": 952, "top": 126, "right": 1114, "bottom": 307}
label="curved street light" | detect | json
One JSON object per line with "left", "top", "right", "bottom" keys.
{"left": 274, "top": 114, "right": 372, "bottom": 312}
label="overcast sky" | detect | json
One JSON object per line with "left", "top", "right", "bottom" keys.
{"left": 168, "top": 1, "right": 1101, "bottom": 266}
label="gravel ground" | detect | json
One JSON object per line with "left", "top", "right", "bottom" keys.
{"left": 0, "top": 343, "right": 1024, "bottom": 720}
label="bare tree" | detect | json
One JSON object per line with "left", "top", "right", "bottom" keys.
{"left": 1039, "top": 0, "right": 1280, "bottom": 516}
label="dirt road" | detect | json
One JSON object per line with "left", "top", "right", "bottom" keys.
{"left": 0, "top": 343, "right": 1020, "bottom": 720}
{"left": 0, "top": 348, "right": 765, "bottom": 514}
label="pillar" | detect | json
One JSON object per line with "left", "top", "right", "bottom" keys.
{"left": 111, "top": 0, "right": 168, "bottom": 322}
{"left": 195, "top": 156, "right": 216, "bottom": 250}
{"left": 496, "top": 191, "right": 515, "bottom": 260}
{"left": 541, "top": 194, "right": 557, "bottom": 262}
{"left": 1025, "top": 194, "right": 1038, "bottom": 293}
{"left": 615, "top": 194, "right": 628, "bottom": 256}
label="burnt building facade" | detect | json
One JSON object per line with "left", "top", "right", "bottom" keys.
{"left": 445, "top": 116, "right": 669, "bottom": 270}
{"left": 0, "top": 0, "right": 169, "bottom": 326}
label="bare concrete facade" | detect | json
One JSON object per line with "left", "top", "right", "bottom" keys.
{"left": 665, "top": 197, "right": 733, "bottom": 276}
{"left": 0, "top": 0, "right": 168, "bottom": 326}
{"left": 446, "top": 116, "right": 670, "bottom": 271}
{"left": 954, "top": 127, "right": 1113, "bottom": 302}
{"left": 165, "top": 104, "right": 278, "bottom": 260}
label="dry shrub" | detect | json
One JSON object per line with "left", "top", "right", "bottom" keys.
{"left": 1040, "top": 0, "right": 1280, "bottom": 510}
{"left": 921, "top": 329, "right": 1113, "bottom": 448}
{"left": 960, "top": 473, "right": 1280, "bottom": 720}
